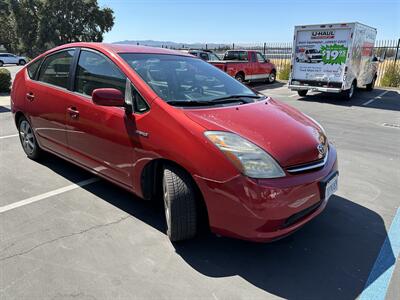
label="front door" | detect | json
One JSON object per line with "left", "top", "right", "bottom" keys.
{"left": 65, "top": 49, "right": 136, "bottom": 188}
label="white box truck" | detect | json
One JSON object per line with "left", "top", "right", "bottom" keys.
{"left": 288, "top": 22, "right": 378, "bottom": 99}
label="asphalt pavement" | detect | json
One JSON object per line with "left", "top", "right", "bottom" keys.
{"left": 0, "top": 79, "right": 399, "bottom": 299}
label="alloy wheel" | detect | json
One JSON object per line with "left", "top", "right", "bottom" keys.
{"left": 19, "top": 120, "right": 36, "bottom": 155}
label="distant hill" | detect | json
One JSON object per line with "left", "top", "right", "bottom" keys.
{"left": 113, "top": 40, "right": 230, "bottom": 49}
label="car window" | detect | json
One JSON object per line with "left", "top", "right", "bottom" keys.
{"left": 208, "top": 53, "right": 220, "bottom": 61}
{"left": 120, "top": 53, "right": 256, "bottom": 103}
{"left": 199, "top": 53, "right": 208, "bottom": 60}
{"left": 38, "top": 50, "right": 75, "bottom": 89}
{"left": 250, "top": 52, "right": 257, "bottom": 62}
{"left": 256, "top": 53, "right": 265, "bottom": 63}
{"left": 27, "top": 58, "right": 43, "bottom": 79}
{"left": 223, "top": 51, "right": 248, "bottom": 61}
{"left": 75, "top": 50, "right": 126, "bottom": 96}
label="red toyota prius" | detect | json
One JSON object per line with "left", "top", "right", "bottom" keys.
{"left": 11, "top": 43, "right": 338, "bottom": 242}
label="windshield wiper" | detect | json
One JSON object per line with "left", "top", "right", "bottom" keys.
{"left": 166, "top": 98, "right": 248, "bottom": 106}
{"left": 211, "top": 94, "right": 264, "bottom": 102}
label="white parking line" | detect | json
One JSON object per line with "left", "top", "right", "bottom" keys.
{"left": 362, "top": 91, "right": 389, "bottom": 106}
{"left": 0, "top": 178, "right": 100, "bottom": 213}
{"left": 0, "top": 134, "right": 18, "bottom": 139}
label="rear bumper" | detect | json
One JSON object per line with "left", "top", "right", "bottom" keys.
{"left": 195, "top": 146, "right": 338, "bottom": 242}
{"left": 289, "top": 85, "right": 342, "bottom": 93}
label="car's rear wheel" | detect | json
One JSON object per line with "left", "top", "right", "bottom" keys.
{"left": 297, "top": 90, "right": 308, "bottom": 97}
{"left": 267, "top": 70, "right": 276, "bottom": 83}
{"left": 235, "top": 73, "right": 245, "bottom": 83}
{"left": 343, "top": 81, "right": 356, "bottom": 100}
{"left": 18, "top": 117, "right": 42, "bottom": 160}
{"left": 0, "top": 61, "right": 3, "bottom": 67}
{"left": 18, "top": 59, "right": 26, "bottom": 66}
{"left": 163, "top": 164, "right": 197, "bottom": 242}
{"left": 366, "top": 76, "right": 376, "bottom": 91}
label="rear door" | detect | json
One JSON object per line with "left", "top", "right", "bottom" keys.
{"left": 27, "top": 49, "right": 76, "bottom": 155}
{"left": 66, "top": 48, "right": 136, "bottom": 187}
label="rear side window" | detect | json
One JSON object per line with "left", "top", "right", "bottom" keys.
{"left": 27, "top": 58, "right": 43, "bottom": 79}
{"left": 223, "top": 51, "right": 248, "bottom": 61}
{"left": 199, "top": 53, "right": 208, "bottom": 60}
{"left": 74, "top": 50, "right": 126, "bottom": 96}
{"left": 38, "top": 50, "right": 75, "bottom": 89}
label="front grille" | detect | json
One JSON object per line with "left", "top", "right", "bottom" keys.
{"left": 286, "top": 151, "right": 328, "bottom": 174}
{"left": 282, "top": 200, "right": 323, "bottom": 228}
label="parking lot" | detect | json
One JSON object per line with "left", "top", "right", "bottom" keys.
{"left": 1, "top": 65, "right": 399, "bottom": 299}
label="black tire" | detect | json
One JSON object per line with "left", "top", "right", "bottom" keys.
{"left": 297, "top": 90, "right": 308, "bottom": 97}
{"left": 163, "top": 165, "right": 197, "bottom": 242}
{"left": 267, "top": 70, "right": 276, "bottom": 83}
{"left": 366, "top": 76, "right": 376, "bottom": 91}
{"left": 18, "top": 59, "right": 26, "bottom": 66}
{"left": 18, "top": 116, "right": 42, "bottom": 160}
{"left": 235, "top": 73, "right": 245, "bottom": 83}
{"left": 343, "top": 81, "right": 356, "bottom": 100}
{"left": 0, "top": 61, "right": 3, "bottom": 67}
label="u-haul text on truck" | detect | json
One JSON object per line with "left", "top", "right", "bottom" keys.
{"left": 288, "top": 22, "right": 378, "bottom": 99}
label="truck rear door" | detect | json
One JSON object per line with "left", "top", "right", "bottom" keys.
{"left": 292, "top": 26, "right": 352, "bottom": 85}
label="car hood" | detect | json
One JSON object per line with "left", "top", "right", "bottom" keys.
{"left": 183, "top": 99, "right": 326, "bottom": 167}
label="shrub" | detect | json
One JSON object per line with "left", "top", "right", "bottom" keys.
{"left": 278, "top": 63, "right": 291, "bottom": 80}
{"left": 380, "top": 64, "right": 400, "bottom": 87}
{"left": 0, "top": 68, "right": 11, "bottom": 92}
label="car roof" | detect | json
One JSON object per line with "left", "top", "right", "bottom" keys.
{"left": 43, "top": 42, "right": 192, "bottom": 57}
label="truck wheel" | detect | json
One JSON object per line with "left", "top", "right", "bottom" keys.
{"left": 18, "top": 116, "right": 42, "bottom": 160}
{"left": 235, "top": 73, "right": 245, "bottom": 83}
{"left": 267, "top": 71, "right": 276, "bottom": 83}
{"left": 343, "top": 81, "right": 356, "bottom": 100}
{"left": 366, "top": 76, "right": 376, "bottom": 91}
{"left": 297, "top": 90, "right": 308, "bottom": 97}
{"left": 163, "top": 165, "right": 197, "bottom": 242}
{"left": 18, "top": 59, "right": 26, "bottom": 66}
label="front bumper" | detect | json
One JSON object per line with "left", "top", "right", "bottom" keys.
{"left": 195, "top": 146, "right": 338, "bottom": 242}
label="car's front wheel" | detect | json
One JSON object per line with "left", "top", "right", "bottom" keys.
{"left": 163, "top": 165, "right": 197, "bottom": 242}
{"left": 0, "top": 61, "right": 3, "bottom": 67}
{"left": 18, "top": 117, "right": 42, "bottom": 160}
{"left": 297, "top": 90, "right": 308, "bottom": 97}
{"left": 267, "top": 71, "right": 276, "bottom": 83}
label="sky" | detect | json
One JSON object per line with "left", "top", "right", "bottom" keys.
{"left": 98, "top": 0, "right": 400, "bottom": 43}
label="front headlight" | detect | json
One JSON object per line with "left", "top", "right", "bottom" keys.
{"left": 204, "top": 131, "right": 285, "bottom": 179}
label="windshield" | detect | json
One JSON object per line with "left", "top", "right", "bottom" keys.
{"left": 119, "top": 53, "right": 256, "bottom": 103}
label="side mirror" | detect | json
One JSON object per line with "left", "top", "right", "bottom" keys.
{"left": 92, "top": 88, "right": 125, "bottom": 107}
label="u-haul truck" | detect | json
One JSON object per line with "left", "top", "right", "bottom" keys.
{"left": 288, "top": 22, "right": 378, "bottom": 99}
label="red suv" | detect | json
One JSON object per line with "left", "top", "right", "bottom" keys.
{"left": 11, "top": 43, "right": 338, "bottom": 242}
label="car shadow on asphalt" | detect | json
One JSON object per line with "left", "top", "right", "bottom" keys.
{"left": 38, "top": 153, "right": 392, "bottom": 300}
{"left": 296, "top": 88, "right": 400, "bottom": 112}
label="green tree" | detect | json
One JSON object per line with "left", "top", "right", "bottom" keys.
{"left": 3, "top": 0, "right": 114, "bottom": 57}
{"left": 0, "top": 0, "right": 18, "bottom": 53}
{"left": 37, "top": 0, "right": 114, "bottom": 51}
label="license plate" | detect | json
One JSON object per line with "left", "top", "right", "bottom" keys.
{"left": 325, "top": 174, "right": 338, "bottom": 201}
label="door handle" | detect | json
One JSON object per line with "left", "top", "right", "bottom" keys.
{"left": 67, "top": 107, "right": 79, "bottom": 119}
{"left": 26, "top": 92, "right": 35, "bottom": 102}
